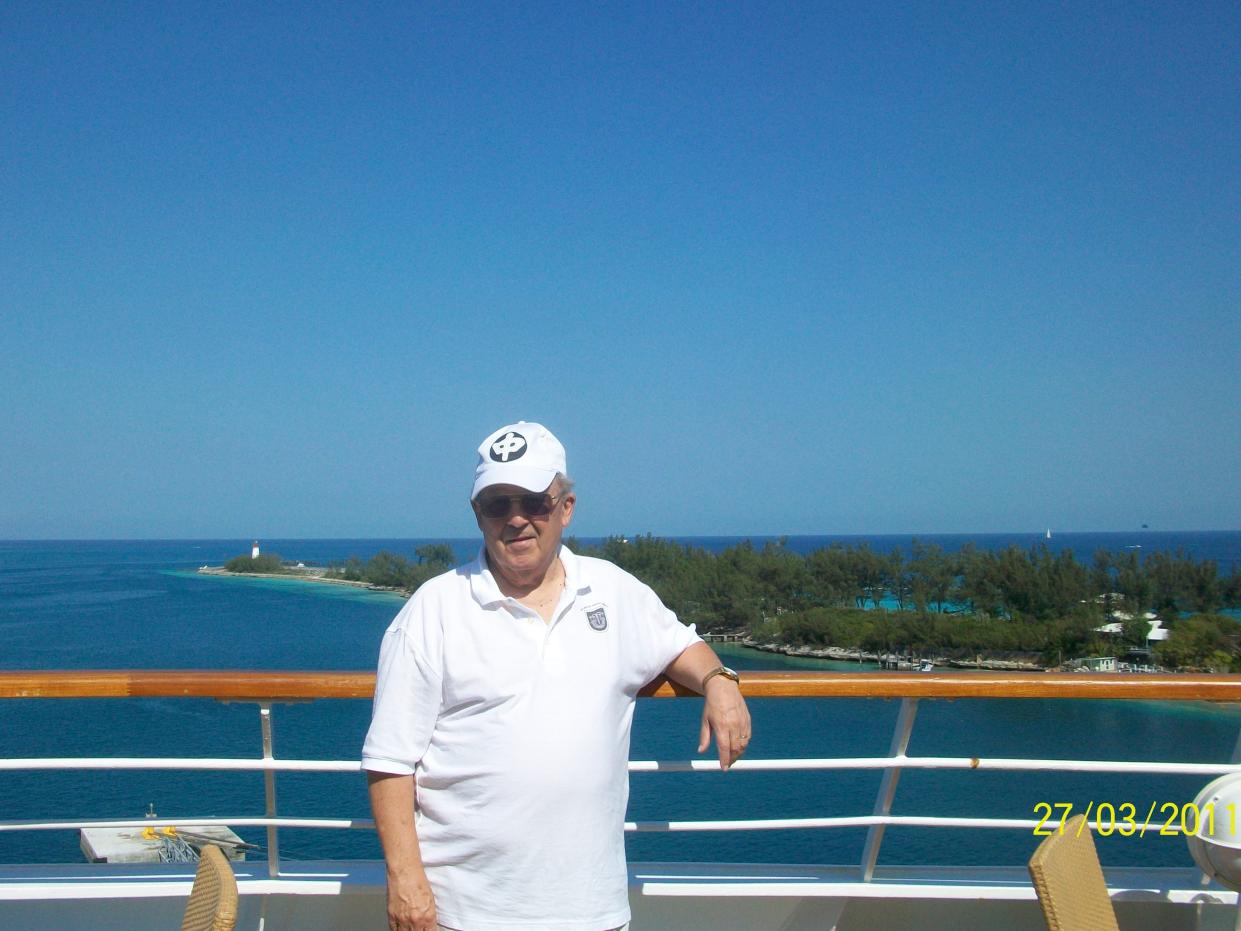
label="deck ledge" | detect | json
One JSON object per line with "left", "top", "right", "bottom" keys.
{"left": 632, "top": 862, "right": 1236, "bottom": 905}
{"left": 0, "top": 861, "right": 1234, "bottom": 907}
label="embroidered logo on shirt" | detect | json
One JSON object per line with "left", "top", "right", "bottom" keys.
{"left": 586, "top": 607, "right": 608, "bottom": 631}
{"left": 490, "top": 431, "right": 527, "bottom": 461}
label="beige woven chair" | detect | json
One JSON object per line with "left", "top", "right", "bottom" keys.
{"left": 181, "top": 844, "right": 238, "bottom": 931}
{"left": 1028, "top": 814, "right": 1120, "bottom": 931}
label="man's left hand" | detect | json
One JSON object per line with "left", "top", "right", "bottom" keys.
{"left": 699, "top": 677, "right": 751, "bottom": 770}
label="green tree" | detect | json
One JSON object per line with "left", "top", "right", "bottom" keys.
{"left": 887, "top": 550, "right": 911, "bottom": 611}
{"left": 1115, "top": 550, "right": 1152, "bottom": 616}
{"left": 224, "top": 553, "right": 286, "bottom": 573}
{"left": 1155, "top": 614, "right": 1241, "bottom": 670}
{"left": 805, "top": 545, "right": 853, "bottom": 608}
{"left": 416, "top": 544, "right": 456, "bottom": 570}
{"left": 1222, "top": 565, "right": 1241, "bottom": 609}
{"left": 909, "top": 541, "right": 956, "bottom": 612}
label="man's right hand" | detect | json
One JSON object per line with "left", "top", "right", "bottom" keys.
{"left": 368, "top": 771, "right": 438, "bottom": 931}
{"left": 385, "top": 869, "right": 438, "bottom": 930}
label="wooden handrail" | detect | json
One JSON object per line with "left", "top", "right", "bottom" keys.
{"left": 3, "top": 670, "right": 1241, "bottom": 701}
{"left": 0, "top": 670, "right": 376, "bottom": 700}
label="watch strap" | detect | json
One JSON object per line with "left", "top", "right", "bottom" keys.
{"left": 701, "top": 665, "right": 739, "bottom": 690}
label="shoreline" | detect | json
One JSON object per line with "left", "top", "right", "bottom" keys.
{"left": 738, "top": 639, "right": 1047, "bottom": 671}
{"left": 195, "top": 566, "right": 411, "bottom": 597}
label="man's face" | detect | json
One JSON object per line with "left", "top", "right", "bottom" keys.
{"left": 472, "top": 480, "right": 575, "bottom": 584}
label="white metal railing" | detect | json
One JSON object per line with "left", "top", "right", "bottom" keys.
{"left": 4, "top": 693, "right": 1241, "bottom": 881}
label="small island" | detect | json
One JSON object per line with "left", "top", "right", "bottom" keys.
{"left": 198, "top": 542, "right": 457, "bottom": 596}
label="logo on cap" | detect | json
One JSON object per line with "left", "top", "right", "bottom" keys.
{"left": 490, "top": 431, "right": 527, "bottom": 462}
{"left": 587, "top": 607, "right": 608, "bottom": 631}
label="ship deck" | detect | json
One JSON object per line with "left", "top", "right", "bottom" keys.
{"left": 0, "top": 859, "right": 1235, "bottom": 929}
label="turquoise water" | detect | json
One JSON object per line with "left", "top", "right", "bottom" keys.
{"left": 2, "top": 537, "right": 1240, "bottom": 869}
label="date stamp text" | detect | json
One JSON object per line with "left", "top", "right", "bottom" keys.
{"left": 1032, "top": 801, "right": 1235, "bottom": 837}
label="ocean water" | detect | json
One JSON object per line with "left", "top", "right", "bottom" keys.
{"left": 1, "top": 534, "right": 1240, "bottom": 870}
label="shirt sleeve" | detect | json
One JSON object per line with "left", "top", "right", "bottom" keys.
{"left": 629, "top": 579, "right": 702, "bottom": 689}
{"left": 361, "top": 596, "right": 444, "bottom": 775}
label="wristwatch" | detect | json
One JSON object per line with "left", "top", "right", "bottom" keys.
{"left": 701, "top": 665, "right": 740, "bottom": 690}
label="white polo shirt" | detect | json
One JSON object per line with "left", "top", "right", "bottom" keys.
{"left": 362, "top": 546, "right": 701, "bottom": 931}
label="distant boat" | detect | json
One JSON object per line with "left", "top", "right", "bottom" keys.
{"left": 1045, "top": 528, "right": 1052, "bottom": 540}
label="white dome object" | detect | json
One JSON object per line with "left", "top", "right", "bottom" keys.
{"left": 1186, "top": 773, "right": 1241, "bottom": 890}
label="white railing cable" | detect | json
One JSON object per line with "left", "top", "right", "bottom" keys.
{"left": 626, "top": 816, "right": 1090, "bottom": 832}
{"left": 0, "top": 813, "right": 1201, "bottom": 836}
{"left": 4, "top": 756, "right": 1239, "bottom": 776}
{"left": 0, "top": 758, "right": 361, "bottom": 772}
{"left": 0, "top": 817, "right": 372, "bottom": 832}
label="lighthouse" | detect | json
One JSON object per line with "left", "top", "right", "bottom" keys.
{"left": 252, "top": 541, "right": 260, "bottom": 559}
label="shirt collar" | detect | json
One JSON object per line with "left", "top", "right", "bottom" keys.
{"left": 468, "top": 544, "right": 592, "bottom": 608}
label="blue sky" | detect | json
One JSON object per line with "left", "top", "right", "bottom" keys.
{"left": 2, "top": 2, "right": 1238, "bottom": 538}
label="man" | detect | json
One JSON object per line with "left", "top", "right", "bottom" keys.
{"left": 363, "top": 421, "right": 751, "bottom": 931}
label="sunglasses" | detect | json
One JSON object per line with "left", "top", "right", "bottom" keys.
{"left": 475, "top": 492, "right": 566, "bottom": 520}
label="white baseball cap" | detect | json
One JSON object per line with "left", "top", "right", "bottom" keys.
{"left": 471, "top": 421, "right": 567, "bottom": 499}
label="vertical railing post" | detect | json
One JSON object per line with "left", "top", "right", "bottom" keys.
{"left": 1229, "top": 723, "right": 1241, "bottom": 766}
{"left": 259, "top": 702, "right": 280, "bottom": 877}
{"left": 860, "top": 697, "right": 919, "bottom": 881}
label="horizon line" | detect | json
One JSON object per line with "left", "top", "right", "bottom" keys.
{"left": 3, "top": 529, "right": 1239, "bottom": 544}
